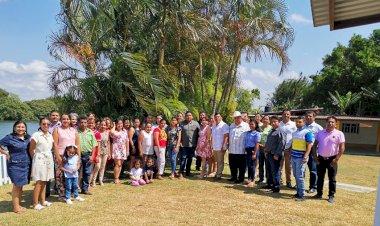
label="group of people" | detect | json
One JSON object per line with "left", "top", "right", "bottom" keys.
{"left": 0, "top": 109, "right": 345, "bottom": 214}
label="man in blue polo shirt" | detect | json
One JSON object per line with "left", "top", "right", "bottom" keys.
{"left": 290, "top": 116, "right": 313, "bottom": 201}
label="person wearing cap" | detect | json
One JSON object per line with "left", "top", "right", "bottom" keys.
{"left": 264, "top": 116, "right": 286, "bottom": 193}
{"left": 312, "top": 116, "right": 345, "bottom": 204}
{"left": 211, "top": 113, "right": 229, "bottom": 180}
{"left": 228, "top": 111, "right": 250, "bottom": 183}
{"left": 280, "top": 110, "right": 297, "bottom": 188}
{"left": 179, "top": 111, "right": 200, "bottom": 178}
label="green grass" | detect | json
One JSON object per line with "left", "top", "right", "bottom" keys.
{"left": 0, "top": 154, "right": 379, "bottom": 226}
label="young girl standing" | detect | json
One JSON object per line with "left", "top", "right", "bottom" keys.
{"left": 29, "top": 117, "right": 54, "bottom": 210}
{"left": 130, "top": 159, "right": 146, "bottom": 186}
{"left": 61, "top": 145, "right": 85, "bottom": 204}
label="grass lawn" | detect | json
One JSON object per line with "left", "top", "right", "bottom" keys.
{"left": 0, "top": 154, "right": 379, "bottom": 226}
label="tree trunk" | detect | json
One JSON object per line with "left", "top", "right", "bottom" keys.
{"left": 199, "top": 55, "right": 206, "bottom": 111}
{"left": 217, "top": 46, "right": 241, "bottom": 112}
{"left": 211, "top": 34, "right": 226, "bottom": 115}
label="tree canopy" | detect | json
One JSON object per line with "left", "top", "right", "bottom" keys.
{"left": 271, "top": 30, "right": 380, "bottom": 116}
{"left": 48, "top": 0, "right": 294, "bottom": 119}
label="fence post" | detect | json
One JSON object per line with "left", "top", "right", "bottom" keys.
{"left": 0, "top": 154, "right": 11, "bottom": 186}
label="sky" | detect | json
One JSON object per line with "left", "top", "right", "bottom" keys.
{"left": 0, "top": 0, "right": 379, "bottom": 110}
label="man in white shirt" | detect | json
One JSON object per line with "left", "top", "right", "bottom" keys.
{"left": 228, "top": 111, "right": 250, "bottom": 183}
{"left": 211, "top": 113, "right": 229, "bottom": 180}
{"left": 280, "top": 110, "right": 297, "bottom": 188}
{"left": 305, "top": 111, "right": 323, "bottom": 193}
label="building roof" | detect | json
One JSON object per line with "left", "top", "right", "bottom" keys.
{"left": 257, "top": 108, "right": 324, "bottom": 116}
{"left": 311, "top": 0, "right": 380, "bottom": 30}
{"left": 314, "top": 115, "right": 380, "bottom": 122}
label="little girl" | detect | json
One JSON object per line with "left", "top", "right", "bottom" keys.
{"left": 143, "top": 158, "right": 155, "bottom": 184}
{"left": 129, "top": 159, "right": 146, "bottom": 186}
{"left": 61, "top": 145, "right": 85, "bottom": 204}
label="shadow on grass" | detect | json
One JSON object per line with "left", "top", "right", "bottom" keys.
{"left": 0, "top": 189, "right": 35, "bottom": 214}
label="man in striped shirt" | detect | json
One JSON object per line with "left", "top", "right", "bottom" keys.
{"left": 290, "top": 116, "right": 313, "bottom": 201}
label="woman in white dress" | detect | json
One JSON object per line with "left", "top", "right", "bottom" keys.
{"left": 29, "top": 117, "right": 54, "bottom": 210}
{"left": 138, "top": 122, "right": 154, "bottom": 164}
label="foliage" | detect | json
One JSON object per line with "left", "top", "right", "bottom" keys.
{"left": 25, "top": 99, "right": 58, "bottom": 119}
{"left": 48, "top": 0, "right": 293, "bottom": 119}
{"left": 271, "top": 30, "right": 380, "bottom": 116}
{"left": 0, "top": 89, "right": 34, "bottom": 120}
{"left": 236, "top": 88, "right": 260, "bottom": 113}
{"left": 328, "top": 91, "right": 361, "bottom": 115}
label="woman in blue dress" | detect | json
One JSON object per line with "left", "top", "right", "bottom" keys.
{"left": 0, "top": 120, "right": 31, "bottom": 214}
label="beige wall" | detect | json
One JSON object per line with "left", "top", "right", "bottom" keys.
{"left": 315, "top": 119, "right": 378, "bottom": 145}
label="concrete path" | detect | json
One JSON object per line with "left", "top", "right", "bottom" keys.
{"left": 325, "top": 181, "right": 377, "bottom": 193}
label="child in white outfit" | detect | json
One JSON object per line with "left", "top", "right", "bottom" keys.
{"left": 130, "top": 159, "right": 146, "bottom": 186}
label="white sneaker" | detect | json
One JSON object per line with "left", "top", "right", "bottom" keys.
{"left": 66, "top": 199, "right": 73, "bottom": 205}
{"left": 34, "top": 204, "right": 45, "bottom": 211}
{"left": 75, "top": 196, "right": 85, "bottom": 201}
{"left": 42, "top": 201, "right": 52, "bottom": 207}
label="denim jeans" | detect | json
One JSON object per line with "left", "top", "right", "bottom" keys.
{"left": 268, "top": 153, "right": 282, "bottom": 191}
{"left": 291, "top": 156, "right": 307, "bottom": 197}
{"left": 245, "top": 148, "right": 257, "bottom": 181}
{"left": 258, "top": 149, "right": 266, "bottom": 181}
{"left": 80, "top": 153, "right": 92, "bottom": 193}
{"left": 65, "top": 177, "right": 79, "bottom": 199}
{"left": 168, "top": 145, "right": 179, "bottom": 174}
{"left": 265, "top": 153, "right": 273, "bottom": 186}
{"left": 307, "top": 155, "right": 317, "bottom": 189}
{"left": 179, "top": 147, "right": 195, "bottom": 174}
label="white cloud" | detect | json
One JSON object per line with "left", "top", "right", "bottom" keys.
{"left": 238, "top": 65, "right": 300, "bottom": 109}
{"left": 290, "top": 13, "right": 312, "bottom": 25}
{"left": 0, "top": 60, "right": 51, "bottom": 101}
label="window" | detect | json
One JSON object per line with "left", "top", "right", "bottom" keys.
{"left": 342, "top": 123, "right": 359, "bottom": 134}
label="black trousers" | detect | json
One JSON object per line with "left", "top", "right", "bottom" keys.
{"left": 228, "top": 154, "right": 246, "bottom": 181}
{"left": 317, "top": 155, "right": 338, "bottom": 197}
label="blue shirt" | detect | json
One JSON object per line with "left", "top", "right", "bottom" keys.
{"left": 0, "top": 134, "right": 31, "bottom": 164}
{"left": 244, "top": 130, "right": 261, "bottom": 148}
{"left": 64, "top": 155, "right": 79, "bottom": 178}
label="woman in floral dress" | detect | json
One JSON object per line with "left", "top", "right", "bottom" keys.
{"left": 196, "top": 117, "right": 212, "bottom": 178}
{"left": 110, "top": 118, "right": 129, "bottom": 184}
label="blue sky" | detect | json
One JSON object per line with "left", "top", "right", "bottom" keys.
{"left": 0, "top": 0, "right": 379, "bottom": 109}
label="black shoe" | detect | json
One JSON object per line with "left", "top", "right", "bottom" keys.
{"left": 261, "top": 185, "right": 273, "bottom": 189}
{"left": 312, "top": 194, "right": 322, "bottom": 199}
{"left": 234, "top": 180, "right": 244, "bottom": 184}
{"left": 185, "top": 173, "right": 194, "bottom": 177}
{"left": 291, "top": 193, "right": 300, "bottom": 198}
{"left": 295, "top": 196, "right": 305, "bottom": 202}
{"left": 286, "top": 182, "right": 292, "bottom": 188}
{"left": 213, "top": 177, "right": 222, "bottom": 181}
{"left": 271, "top": 189, "right": 280, "bottom": 193}
{"left": 328, "top": 196, "right": 334, "bottom": 204}
{"left": 196, "top": 167, "right": 201, "bottom": 171}
{"left": 308, "top": 188, "right": 316, "bottom": 193}
{"left": 227, "top": 178, "right": 237, "bottom": 182}
{"left": 82, "top": 191, "right": 93, "bottom": 195}
{"left": 256, "top": 180, "right": 264, "bottom": 185}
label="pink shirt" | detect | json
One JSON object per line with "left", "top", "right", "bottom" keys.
{"left": 57, "top": 127, "right": 78, "bottom": 155}
{"left": 315, "top": 129, "right": 345, "bottom": 157}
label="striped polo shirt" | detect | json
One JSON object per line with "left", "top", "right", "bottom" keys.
{"left": 291, "top": 127, "right": 312, "bottom": 158}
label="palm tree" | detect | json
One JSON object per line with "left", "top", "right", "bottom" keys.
{"left": 328, "top": 91, "right": 362, "bottom": 115}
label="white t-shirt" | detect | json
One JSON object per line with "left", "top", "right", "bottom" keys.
{"left": 305, "top": 121, "right": 323, "bottom": 143}
{"left": 280, "top": 120, "right": 297, "bottom": 149}
{"left": 131, "top": 167, "right": 143, "bottom": 179}
{"left": 228, "top": 122, "right": 250, "bottom": 154}
{"left": 211, "top": 121, "right": 229, "bottom": 151}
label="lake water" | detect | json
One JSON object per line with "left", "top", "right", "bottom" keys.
{"left": 0, "top": 121, "right": 39, "bottom": 139}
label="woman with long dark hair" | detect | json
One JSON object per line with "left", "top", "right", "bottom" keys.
{"left": 0, "top": 120, "right": 31, "bottom": 214}
{"left": 109, "top": 118, "right": 129, "bottom": 184}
